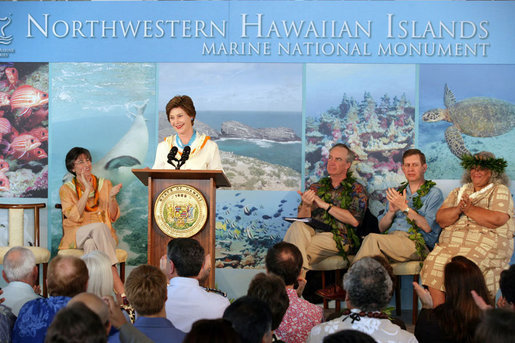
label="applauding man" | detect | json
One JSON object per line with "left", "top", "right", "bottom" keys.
{"left": 354, "top": 149, "right": 443, "bottom": 263}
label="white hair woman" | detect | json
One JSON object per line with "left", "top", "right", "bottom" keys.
{"left": 81, "top": 251, "right": 114, "bottom": 297}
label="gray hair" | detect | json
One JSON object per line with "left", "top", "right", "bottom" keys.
{"left": 3, "top": 246, "right": 36, "bottom": 282}
{"left": 461, "top": 151, "right": 510, "bottom": 186}
{"left": 81, "top": 251, "right": 114, "bottom": 297}
{"left": 330, "top": 143, "right": 356, "bottom": 163}
{"left": 343, "top": 257, "right": 393, "bottom": 312}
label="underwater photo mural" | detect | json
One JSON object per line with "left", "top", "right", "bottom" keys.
{"left": 304, "top": 64, "right": 416, "bottom": 217}
{"left": 419, "top": 64, "right": 515, "bottom": 180}
{"left": 0, "top": 62, "right": 48, "bottom": 198}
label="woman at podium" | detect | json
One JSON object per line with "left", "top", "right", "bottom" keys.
{"left": 152, "top": 95, "right": 223, "bottom": 170}
{"left": 59, "top": 147, "right": 125, "bottom": 295}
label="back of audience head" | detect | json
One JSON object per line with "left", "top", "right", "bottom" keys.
{"left": 432, "top": 256, "right": 490, "bottom": 343}
{"left": 47, "top": 255, "right": 89, "bottom": 297}
{"left": 265, "top": 242, "right": 302, "bottom": 286}
{"left": 371, "top": 255, "right": 395, "bottom": 292}
{"left": 2, "top": 246, "right": 37, "bottom": 284}
{"left": 474, "top": 308, "right": 515, "bottom": 343}
{"left": 183, "top": 319, "right": 241, "bottom": 343}
{"left": 68, "top": 292, "right": 110, "bottom": 335}
{"left": 223, "top": 296, "right": 273, "bottom": 343}
{"left": 45, "top": 302, "right": 107, "bottom": 343}
{"left": 125, "top": 264, "right": 167, "bottom": 316}
{"left": 344, "top": 257, "right": 392, "bottom": 312}
{"left": 443, "top": 256, "right": 491, "bottom": 309}
{"left": 81, "top": 251, "right": 113, "bottom": 297}
{"left": 323, "top": 329, "right": 377, "bottom": 343}
{"left": 167, "top": 238, "right": 204, "bottom": 277}
{"left": 247, "top": 272, "right": 289, "bottom": 331}
{"left": 499, "top": 264, "right": 515, "bottom": 309}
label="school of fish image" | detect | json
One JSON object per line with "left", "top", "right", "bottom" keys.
{"left": 0, "top": 63, "right": 49, "bottom": 197}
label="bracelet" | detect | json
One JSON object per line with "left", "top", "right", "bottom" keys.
{"left": 326, "top": 205, "right": 332, "bottom": 213}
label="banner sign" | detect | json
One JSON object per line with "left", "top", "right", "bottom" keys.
{"left": 1, "top": 1, "right": 513, "bottom": 63}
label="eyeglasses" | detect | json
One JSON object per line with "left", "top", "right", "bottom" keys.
{"left": 74, "top": 158, "right": 91, "bottom": 165}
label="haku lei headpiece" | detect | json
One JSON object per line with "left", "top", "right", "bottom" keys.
{"left": 460, "top": 154, "right": 507, "bottom": 174}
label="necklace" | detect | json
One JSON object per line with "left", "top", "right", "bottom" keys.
{"left": 73, "top": 175, "right": 100, "bottom": 212}
{"left": 317, "top": 172, "right": 360, "bottom": 262}
{"left": 395, "top": 180, "right": 436, "bottom": 260}
{"left": 341, "top": 309, "right": 389, "bottom": 324}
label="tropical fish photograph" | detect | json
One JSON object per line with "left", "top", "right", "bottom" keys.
{"left": 0, "top": 62, "right": 48, "bottom": 198}
{"left": 215, "top": 190, "right": 299, "bottom": 269}
{"left": 158, "top": 63, "right": 303, "bottom": 191}
{"left": 419, "top": 64, "right": 515, "bottom": 180}
{"left": 48, "top": 63, "right": 156, "bottom": 263}
{"left": 304, "top": 64, "right": 416, "bottom": 217}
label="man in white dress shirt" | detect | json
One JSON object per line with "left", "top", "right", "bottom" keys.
{"left": 162, "top": 238, "right": 230, "bottom": 333}
{"left": 1, "top": 246, "right": 41, "bottom": 316}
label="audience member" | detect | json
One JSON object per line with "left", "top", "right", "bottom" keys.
{"left": 354, "top": 149, "right": 443, "bottom": 264}
{"left": 223, "top": 296, "right": 273, "bottom": 343}
{"left": 110, "top": 264, "right": 185, "bottom": 343}
{"left": 1, "top": 246, "right": 41, "bottom": 316}
{"left": 307, "top": 257, "right": 416, "bottom": 343}
{"left": 103, "top": 296, "right": 153, "bottom": 343}
{"left": 414, "top": 256, "right": 491, "bottom": 343}
{"left": 12, "top": 255, "right": 89, "bottom": 343}
{"left": 0, "top": 304, "right": 16, "bottom": 343}
{"left": 82, "top": 251, "right": 114, "bottom": 297}
{"left": 183, "top": 319, "right": 241, "bottom": 343}
{"left": 163, "top": 238, "right": 229, "bottom": 332}
{"left": 474, "top": 308, "right": 515, "bottom": 343}
{"left": 68, "top": 293, "right": 111, "bottom": 336}
{"left": 265, "top": 242, "right": 323, "bottom": 343}
{"left": 247, "top": 272, "right": 288, "bottom": 341}
{"left": 45, "top": 302, "right": 107, "bottom": 343}
{"left": 498, "top": 264, "right": 515, "bottom": 310}
{"left": 323, "top": 330, "right": 377, "bottom": 343}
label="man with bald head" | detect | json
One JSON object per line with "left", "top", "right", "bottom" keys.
{"left": 12, "top": 255, "right": 89, "bottom": 343}
{"left": 69, "top": 293, "right": 111, "bottom": 335}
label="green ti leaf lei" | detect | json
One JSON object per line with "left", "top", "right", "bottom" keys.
{"left": 394, "top": 180, "right": 436, "bottom": 261}
{"left": 317, "top": 173, "right": 360, "bottom": 263}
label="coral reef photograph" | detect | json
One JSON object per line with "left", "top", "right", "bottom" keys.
{"left": 305, "top": 64, "right": 416, "bottom": 216}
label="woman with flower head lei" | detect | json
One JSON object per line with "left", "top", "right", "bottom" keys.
{"left": 420, "top": 151, "right": 513, "bottom": 306}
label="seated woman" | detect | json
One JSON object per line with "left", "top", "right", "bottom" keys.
{"left": 152, "top": 95, "right": 222, "bottom": 170}
{"left": 414, "top": 256, "right": 491, "bottom": 343}
{"left": 59, "top": 147, "right": 124, "bottom": 295}
{"left": 420, "top": 151, "right": 513, "bottom": 306}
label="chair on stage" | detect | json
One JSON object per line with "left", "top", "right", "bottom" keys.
{"left": 54, "top": 204, "right": 128, "bottom": 282}
{"left": 0, "top": 203, "right": 50, "bottom": 297}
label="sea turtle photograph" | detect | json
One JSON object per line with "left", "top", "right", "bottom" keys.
{"left": 423, "top": 84, "right": 515, "bottom": 159}
{"left": 419, "top": 64, "right": 515, "bottom": 180}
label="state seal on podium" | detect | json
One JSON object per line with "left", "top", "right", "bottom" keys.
{"left": 154, "top": 184, "right": 208, "bottom": 238}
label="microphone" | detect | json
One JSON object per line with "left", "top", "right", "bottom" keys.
{"left": 167, "top": 146, "right": 178, "bottom": 167}
{"left": 177, "top": 146, "right": 191, "bottom": 169}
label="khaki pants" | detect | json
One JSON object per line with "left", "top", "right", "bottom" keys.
{"left": 283, "top": 221, "right": 339, "bottom": 269}
{"left": 353, "top": 230, "right": 426, "bottom": 263}
{"left": 76, "top": 222, "right": 118, "bottom": 265}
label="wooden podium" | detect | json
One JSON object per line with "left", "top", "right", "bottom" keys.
{"left": 132, "top": 169, "right": 230, "bottom": 287}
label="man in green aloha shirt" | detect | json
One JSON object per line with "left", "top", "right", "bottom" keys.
{"left": 284, "top": 144, "right": 368, "bottom": 276}
{"left": 353, "top": 149, "right": 443, "bottom": 263}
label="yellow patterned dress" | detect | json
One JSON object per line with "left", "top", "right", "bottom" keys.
{"left": 421, "top": 183, "right": 514, "bottom": 297}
